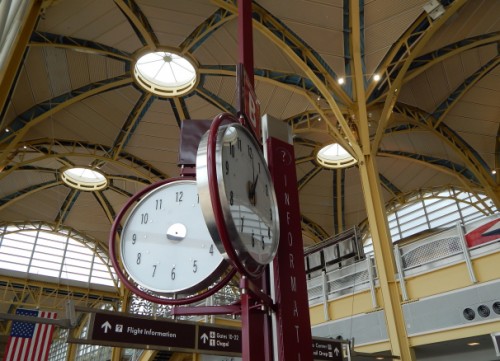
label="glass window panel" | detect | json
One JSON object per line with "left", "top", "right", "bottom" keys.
{"left": 66, "top": 251, "right": 93, "bottom": 262}
{"left": 91, "top": 269, "right": 112, "bottom": 278}
{"left": 34, "top": 245, "right": 65, "bottom": 257}
{"left": 0, "top": 262, "right": 27, "bottom": 272}
{"left": 0, "top": 252, "right": 30, "bottom": 264}
{"left": 62, "top": 257, "right": 91, "bottom": 268}
{"left": 401, "top": 224, "right": 429, "bottom": 238}
{"left": 0, "top": 246, "right": 33, "bottom": 258}
{"left": 63, "top": 273, "right": 89, "bottom": 282}
{"left": 29, "top": 267, "right": 59, "bottom": 278}
{"left": 36, "top": 237, "right": 66, "bottom": 248}
{"left": 30, "top": 259, "right": 61, "bottom": 270}
{"left": 61, "top": 265, "right": 90, "bottom": 275}
{"left": 91, "top": 262, "right": 109, "bottom": 271}
{"left": 90, "top": 277, "right": 115, "bottom": 286}
{"left": 7, "top": 232, "right": 35, "bottom": 243}
{"left": 1, "top": 238, "right": 34, "bottom": 250}
{"left": 66, "top": 242, "right": 88, "bottom": 253}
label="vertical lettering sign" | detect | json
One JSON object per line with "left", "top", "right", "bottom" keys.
{"left": 267, "top": 137, "right": 313, "bottom": 361}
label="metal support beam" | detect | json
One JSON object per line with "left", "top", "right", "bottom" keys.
{"left": 358, "top": 155, "right": 416, "bottom": 360}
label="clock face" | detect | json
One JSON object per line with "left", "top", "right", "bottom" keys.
{"left": 197, "top": 123, "right": 280, "bottom": 277}
{"left": 120, "top": 179, "right": 226, "bottom": 294}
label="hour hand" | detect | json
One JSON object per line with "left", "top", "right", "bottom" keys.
{"left": 248, "top": 174, "right": 259, "bottom": 205}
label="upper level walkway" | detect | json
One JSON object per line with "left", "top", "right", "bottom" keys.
{"left": 306, "top": 215, "right": 500, "bottom": 356}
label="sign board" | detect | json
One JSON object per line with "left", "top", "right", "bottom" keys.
{"left": 312, "top": 338, "right": 343, "bottom": 361}
{"left": 81, "top": 310, "right": 347, "bottom": 360}
{"left": 268, "top": 135, "right": 314, "bottom": 361}
{"left": 198, "top": 325, "right": 241, "bottom": 354}
{"left": 86, "top": 311, "right": 240, "bottom": 356}
{"left": 90, "top": 312, "right": 196, "bottom": 351}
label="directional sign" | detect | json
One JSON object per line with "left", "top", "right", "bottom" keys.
{"left": 312, "top": 338, "right": 344, "bottom": 361}
{"left": 198, "top": 325, "right": 241, "bottom": 354}
{"left": 90, "top": 312, "right": 196, "bottom": 351}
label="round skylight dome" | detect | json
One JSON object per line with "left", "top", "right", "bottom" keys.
{"left": 133, "top": 51, "right": 198, "bottom": 97}
{"left": 317, "top": 143, "right": 357, "bottom": 169}
{"left": 61, "top": 167, "right": 108, "bottom": 191}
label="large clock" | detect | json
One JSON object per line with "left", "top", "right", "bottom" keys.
{"left": 109, "top": 177, "right": 234, "bottom": 304}
{"left": 196, "top": 114, "right": 280, "bottom": 279}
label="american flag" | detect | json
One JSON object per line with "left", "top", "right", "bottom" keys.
{"left": 4, "top": 308, "right": 57, "bottom": 361}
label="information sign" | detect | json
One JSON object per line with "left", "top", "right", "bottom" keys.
{"left": 198, "top": 325, "right": 241, "bottom": 354}
{"left": 90, "top": 312, "right": 195, "bottom": 350}
{"left": 312, "top": 338, "right": 343, "bottom": 360}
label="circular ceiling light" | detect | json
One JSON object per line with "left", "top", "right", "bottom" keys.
{"left": 317, "top": 143, "right": 357, "bottom": 169}
{"left": 133, "top": 50, "right": 197, "bottom": 97}
{"left": 61, "top": 167, "right": 108, "bottom": 191}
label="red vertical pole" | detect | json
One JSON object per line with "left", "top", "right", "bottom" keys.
{"left": 238, "top": 0, "right": 254, "bottom": 84}
{"left": 237, "top": 1, "right": 271, "bottom": 361}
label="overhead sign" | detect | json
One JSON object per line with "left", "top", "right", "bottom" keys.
{"left": 198, "top": 325, "right": 241, "bottom": 354}
{"left": 312, "top": 338, "right": 344, "bottom": 361}
{"left": 90, "top": 312, "right": 196, "bottom": 351}
{"left": 81, "top": 310, "right": 347, "bottom": 359}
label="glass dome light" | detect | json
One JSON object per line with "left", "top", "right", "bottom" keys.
{"left": 316, "top": 143, "right": 357, "bottom": 169}
{"left": 133, "top": 50, "right": 197, "bottom": 97}
{"left": 61, "top": 167, "right": 108, "bottom": 191}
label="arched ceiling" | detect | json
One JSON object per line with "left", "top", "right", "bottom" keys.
{"left": 0, "top": 0, "right": 499, "bottom": 248}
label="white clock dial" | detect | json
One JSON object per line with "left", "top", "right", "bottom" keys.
{"left": 197, "top": 122, "right": 280, "bottom": 277}
{"left": 120, "top": 179, "right": 226, "bottom": 294}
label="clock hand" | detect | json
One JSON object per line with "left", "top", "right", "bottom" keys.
{"left": 248, "top": 174, "right": 259, "bottom": 206}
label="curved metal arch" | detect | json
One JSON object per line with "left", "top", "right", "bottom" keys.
{"left": 195, "top": 84, "right": 237, "bottom": 114}
{"left": 370, "top": 0, "right": 467, "bottom": 150}
{"left": 301, "top": 214, "right": 330, "bottom": 244}
{"left": 378, "top": 150, "right": 480, "bottom": 185}
{"left": 29, "top": 31, "right": 133, "bottom": 61}
{"left": 298, "top": 164, "right": 323, "bottom": 191}
{"left": 106, "top": 92, "right": 155, "bottom": 162}
{"left": 432, "top": 54, "right": 500, "bottom": 127}
{"left": 0, "top": 75, "right": 133, "bottom": 167}
{"left": 54, "top": 188, "right": 80, "bottom": 229}
{"left": 199, "top": 65, "right": 324, "bottom": 96}
{"left": 390, "top": 102, "right": 496, "bottom": 193}
{"left": 171, "top": 97, "right": 190, "bottom": 125}
{"left": 180, "top": 7, "right": 236, "bottom": 53}
{"left": 1, "top": 139, "right": 166, "bottom": 182}
{"left": 93, "top": 191, "right": 116, "bottom": 224}
{"left": 0, "top": 180, "right": 62, "bottom": 211}
{"left": 379, "top": 173, "right": 402, "bottom": 198}
{"left": 114, "top": 0, "right": 158, "bottom": 48}
{"left": 405, "top": 31, "right": 500, "bottom": 84}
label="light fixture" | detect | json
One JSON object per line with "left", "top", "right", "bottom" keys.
{"left": 467, "top": 342, "right": 480, "bottom": 347}
{"left": 492, "top": 169, "right": 497, "bottom": 175}
{"left": 337, "top": 74, "right": 381, "bottom": 85}
{"left": 423, "top": 0, "right": 445, "bottom": 20}
{"left": 61, "top": 167, "right": 108, "bottom": 191}
{"left": 133, "top": 50, "right": 198, "bottom": 97}
{"left": 316, "top": 143, "right": 357, "bottom": 169}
